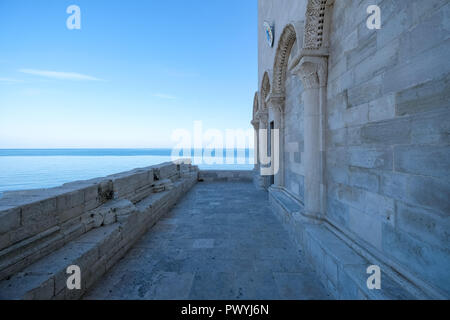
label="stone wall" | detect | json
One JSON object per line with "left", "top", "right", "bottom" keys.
{"left": 284, "top": 60, "right": 305, "bottom": 202}
{"left": 325, "top": 0, "right": 450, "bottom": 298}
{"left": 257, "top": 0, "right": 450, "bottom": 299}
{"left": 258, "top": 0, "right": 307, "bottom": 85}
{"left": 0, "top": 160, "right": 199, "bottom": 299}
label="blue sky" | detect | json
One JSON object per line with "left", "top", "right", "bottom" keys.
{"left": 0, "top": 0, "right": 257, "bottom": 148}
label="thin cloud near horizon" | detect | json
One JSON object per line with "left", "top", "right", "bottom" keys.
{"left": 18, "top": 69, "right": 103, "bottom": 81}
{"left": 0, "top": 78, "right": 23, "bottom": 83}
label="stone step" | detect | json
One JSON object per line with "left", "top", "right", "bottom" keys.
{"left": 0, "top": 223, "right": 122, "bottom": 300}
{"left": 269, "top": 187, "right": 431, "bottom": 300}
{"left": 304, "top": 223, "right": 425, "bottom": 300}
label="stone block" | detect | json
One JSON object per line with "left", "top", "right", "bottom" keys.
{"left": 396, "top": 72, "right": 450, "bottom": 116}
{"left": 23, "top": 277, "right": 55, "bottom": 300}
{"left": 325, "top": 197, "right": 349, "bottom": 228}
{"left": 326, "top": 128, "right": 346, "bottom": 148}
{"left": 382, "top": 224, "right": 450, "bottom": 296}
{"left": 347, "top": 75, "right": 382, "bottom": 108}
{"left": 360, "top": 118, "right": 411, "bottom": 146}
{"left": 85, "top": 256, "right": 107, "bottom": 290}
{"left": 383, "top": 39, "right": 450, "bottom": 94}
{"left": 338, "top": 267, "right": 362, "bottom": 300}
{"left": 59, "top": 205, "right": 84, "bottom": 224}
{"left": 348, "top": 207, "right": 382, "bottom": 250}
{"left": 348, "top": 166, "right": 379, "bottom": 193}
{"left": 379, "top": 172, "right": 409, "bottom": 202}
{"left": 346, "top": 32, "right": 377, "bottom": 69}
{"left": 354, "top": 38, "right": 399, "bottom": 85}
{"left": 396, "top": 201, "right": 449, "bottom": 247}
{"left": 0, "top": 207, "right": 20, "bottom": 234}
{"left": 336, "top": 184, "right": 394, "bottom": 224}
{"left": 368, "top": 93, "right": 396, "bottom": 122}
{"left": 348, "top": 147, "right": 393, "bottom": 170}
{"left": 19, "top": 198, "right": 58, "bottom": 241}
{"left": 407, "top": 175, "right": 450, "bottom": 216}
{"left": 0, "top": 233, "right": 10, "bottom": 252}
{"left": 152, "top": 163, "right": 177, "bottom": 180}
{"left": 394, "top": 145, "right": 450, "bottom": 178}
{"left": 376, "top": 1, "right": 409, "bottom": 48}
{"left": 399, "top": 3, "right": 450, "bottom": 61}
{"left": 323, "top": 254, "right": 338, "bottom": 287}
{"left": 56, "top": 189, "right": 85, "bottom": 213}
{"left": 411, "top": 109, "right": 450, "bottom": 144}
{"left": 343, "top": 103, "right": 369, "bottom": 127}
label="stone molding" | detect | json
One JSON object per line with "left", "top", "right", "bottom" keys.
{"left": 272, "top": 24, "right": 298, "bottom": 96}
{"left": 260, "top": 71, "right": 272, "bottom": 110}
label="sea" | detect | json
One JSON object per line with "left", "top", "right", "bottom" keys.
{"left": 0, "top": 149, "right": 254, "bottom": 193}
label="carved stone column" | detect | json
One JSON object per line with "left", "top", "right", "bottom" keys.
{"left": 292, "top": 56, "right": 327, "bottom": 219}
{"left": 268, "top": 95, "right": 285, "bottom": 188}
{"left": 256, "top": 110, "right": 270, "bottom": 188}
{"left": 251, "top": 119, "right": 259, "bottom": 170}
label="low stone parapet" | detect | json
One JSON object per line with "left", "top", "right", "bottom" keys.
{"left": 0, "top": 160, "right": 198, "bottom": 293}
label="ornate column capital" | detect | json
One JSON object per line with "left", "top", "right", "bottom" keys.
{"left": 292, "top": 56, "right": 328, "bottom": 90}
{"left": 251, "top": 119, "right": 259, "bottom": 130}
{"left": 255, "top": 110, "right": 268, "bottom": 123}
{"left": 267, "top": 94, "right": 285, "bottom": 114}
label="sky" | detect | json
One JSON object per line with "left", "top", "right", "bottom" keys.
{"left": 0, "top": 0, "right": 257, "bottom": 148}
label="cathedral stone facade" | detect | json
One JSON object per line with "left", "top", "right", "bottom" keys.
{"left": 253, "top": 0, "right": 449, "bottom": 299}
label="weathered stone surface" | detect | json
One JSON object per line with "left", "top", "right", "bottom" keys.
{"left": 255, "top": 0, "right": 450, "bottom": 299}
{"left": 410, "top": 109, "right": 450, "bottom": 144}
{"left": 0, "top": 208, "right": 20, "bottom": 235}
{"left": 198, "top": 170, "right": 253, "bottom": 182}
{"left": 0, "top": 164, "right": 198, "bottom": 299}
{"left": 382, "top": 224, "right": 450, "bottom": 297}
{"left": 396, "top": 73, "right": 450, "bottom": 116}
{"left": 85, "top": 182, "right": 330, "bottom": 300}
{"left": 348, "top": 147, "right": 393, "bottom": 171}
{"left": 394, "top": 145, "right": 450, "bottom": 178}
{"left": 396, "top": 201, "right": 449, "bottom": 247}
{"left": 360, "top": 118, "right": 411, "bottom": 146}
{"left": 407, "top": 175, "right": 450, "bottom": 216}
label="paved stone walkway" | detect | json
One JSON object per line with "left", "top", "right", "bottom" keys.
{"left": 84, "top": 182, "right": 331, "bottom": 299}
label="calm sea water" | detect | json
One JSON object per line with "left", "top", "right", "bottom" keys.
{"left": 0, "top": 149, "right": 254, "bottom": 192}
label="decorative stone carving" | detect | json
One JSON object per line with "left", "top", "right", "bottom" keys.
{"left": 261, "top": 71, "right": 271, "bottom": 109}
{"left": 268, "top": 95, "right": 285, "bottom": 114}
{"left": 273, "top": 24, "right": 297, "bottom": 95}
{"left": 292, "top": 56, "right": 328, "bottom": 90}
{"left": 255, "top": 110, "right": 268, "bottom": 123}
{"left": 253, "top": 91, "right": 259, "bottom": 118}
{"left": 303, "top": 0, "right": 327, "bottom": 50}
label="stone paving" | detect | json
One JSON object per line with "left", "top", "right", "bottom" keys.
{"left": 84, "top": 182, "right": 331, "bottom": 300}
